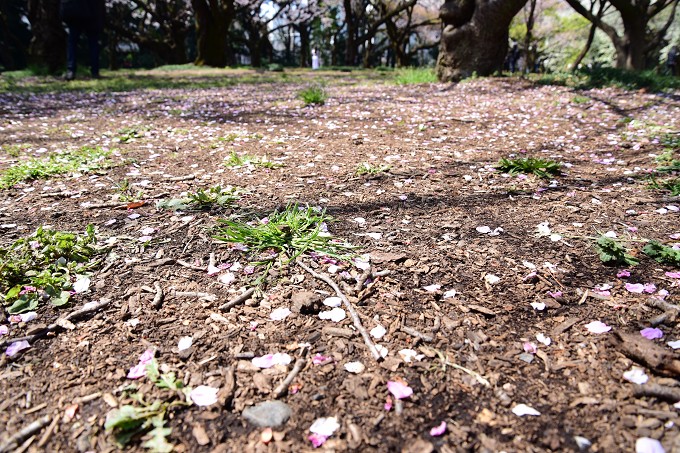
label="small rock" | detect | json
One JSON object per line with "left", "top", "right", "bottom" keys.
{"left": 178, "top": 346, "right": 193, "bottom": 360}
{"left": 401, "top": 438, "right": 433, "bottom": 453}
{"left": 242, "top": 401, "right": 292, "bottom": 427}
{"left": 291, "top": 291, "right": 322, "bottom": 314}
{"left": 192, "top": 424, "right": 210, "bottom": 446}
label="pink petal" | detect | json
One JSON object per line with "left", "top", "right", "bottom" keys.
{"left": 665, "top": 272, "right": 680, "bottom": 278}
{"left": 139, "top": 348, "right": 155, "bottom": 365}
{"left": 643, "top": 283, "right": 657, "bottom": 294}
{"left": 308, "top": 433, "right": 328, "bottom": 448}
{"left": 384, "top": 396, "right": 393, "bottom": 411}
{"left": 640, "top": 327, "right": 663, "bottom": 340}
{"left": 387, "top": 380, "right": 413, "bottom": 400}
{"left": 0, "top": 326, "right": 8, "bottom": 336}
{"left": 585, "top": 321, "right": 612, "bottom": 334}
{"left": 127, "top": 363, "right": 147, "bottom": 379}
{"left": 617, "top": 270, "right": 631, "bottom": 278}
{"left": 523, "top": 342, "right": 537, "bottom": 354}
{"left": 429, "top": 421, "right": 447, "bottom": 437}
{"left": 6, "top": 340, "right": 30, "bottom": 357}
{"left": 312, "top": 354, "right": 330, "bottom": 365}
{"left": 190, "top": 385, "right": 219, "bottom": 406}
{"left": 625, "top": 283, "right": 644, "bottom": 293}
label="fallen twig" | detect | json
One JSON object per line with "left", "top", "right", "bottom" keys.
{"left": 81, "top": 201, "right": 126, "bottom": 209}
{"left": 219, "top": 287, "right": 256, "bottom": 311}
{"left": 170, "top": 290, "right": 216, "bottom": 302}
{"left": 36, "top": 416, "right": 59, "bottom": 448}
{"left": 297, "top": 259, "right": 381, "bottom": 361}
{"left": 273, "top": 358, "right": 307, "bottom": 398}
{"left": 647, "top": 298, "right": 679, "bottom": 326}
{"left": 176, "top": 260, "right": 207, "bottom": 271}
{"left": 152, "top": 282, "right": 164, "bottom": 309}
{"left": 633, "top": 383, "right": 680, "bottom": 402}
{"left": 354, "top": 267, "right": 372, "bottom": 293}
{"left": 0, "top": 415, "right": 51, "bottom": 452}
{"left": 0, "top": 299, "right": 111, "bottom": 348}
{"left": 165, "top": 174, "right": 195, "bottom": 182}
{"left": 400, "top": 325, "right": 434, "bottom": 343}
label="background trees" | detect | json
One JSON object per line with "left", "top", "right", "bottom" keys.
{"left": 0, "top": 0, "right": 678, "bottom": 76}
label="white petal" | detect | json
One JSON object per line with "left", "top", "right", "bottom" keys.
{"left": 370, "top": 325, "right": 386, "bottom": 339}
{"left": 344, "top": 361, "right": 365, "bottom": 373}
{"left": 623, "top": 367, "right": 649, "bottom": 385}
{"left": 73, "top": 277, "right": 91, "bottom": 293}
{"left": 177, "top": 336, "right": 193, "bottom": 351}
{"left": 442, "top": 289, "right": 457, "bottom": 299}
{"left": 270, "top": 307, "right": 292, "bottom": 321}
{"left": 512, "top": 404, "right": 541, "bottom": 416}
{"left": 423, "top": 284, "right": 441, "bottom": 292}
{"left": 323, "top": 297, "right": 342, "bottom": 307}
{"left": 374, "top": 344, "right": 389, "bottom": 358}
{"left": 476, "top": 226, "right": 491, "bottom": 234}
{"left": 484, "top": 274, "right": 501, "bottom": 285}
{"left": 319, "top": 307, "right": 346, "bottom": 322}
{"left": 667, "top": 340, "right": 680, "bottom": 349}
{"left": 530, "top": 302, "right": 546, "bottom": 311}
{"left": 365, "top": 232, "right": 382, "bottom": 240}
{"left": 190, "top": 385, "right": 219, "bottom": 406}
{"left": 636, "top": 437, "right": 665, "bottom": 453}
{"left": 309, "top": 417, "right": 340, "bottom": 436}
{"left": 536, "top": 333, "right": 551, "bottom": 346}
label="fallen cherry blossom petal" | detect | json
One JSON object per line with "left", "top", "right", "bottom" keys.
{"left": 139, "top": 348, "right": 155, "bottom": 365}
{"left": 374, "top": 344, "right": 389, "bottom": 358}
{"left": 0, "top": 326, "right": 8, "bottom": 336}
{"left": 312, "top": 354, "right": 330, "bottom": 365}
{"left": 73, "top": 276, "right": 91, "bottom": 293}
{"left": 398, "top": 349, "right": 424, "bottom": 362}
{"left": 344, "top": 361, "right": 365, "bottom": 373}
{"left": 177, "top": 336, "right": 193, "bottom": 351}
{"left": 423, "top": 284, "right": 441, "bottom": 292}
{"left": 384, "top": 396, "right": 393, "bottom": 411}
{"left": 319, "top": 307, "right": 346, "bottom": 322}
{"left": 617, "top": 270, "right": 631, "bottom": 278}
{"left": 530, "top": 302, "right": 545, "bottom": 311}
{"left": 625, "top": 283, "right": 645, "bottom": 293}
{"left": 665, "top": 271, "right": 680, "bottom": 278}
{"left": 127, "top": 363, "right": 147, "bottom": 379}
{"left": 252, "top": 353, "right": 292, "bottom": 369}
{"left": 218, "top": 272, "right": 236, "bottom": 285}
{"left": 635, "top": 437, "right": 665, "bottom": 453}
{"left": 668, "top": 340, "right": 680, "bottom": 349}
{"left": 308, "top": 433, "right": 328, "bottom": 448}
{"left": 523, "top": 342, "right": 537, "bottom": 354}
{"left": 6, "top": 340, "right": 30, "bottom": 357}
{"left": 476, "top": 226, "right": 491, "bottom": 234}
{"left": 585, "top": 321, "right": 611, "bottom": 334}
{"left": 190, "top": 385, "right": 219, "bottom": 406}
{"left": 19, "top": 312, "right": 37, "bottom": 323}
{"left": 442, "top": 289, "right": 457, "bottom": 299}
{"left": 484, "top": 274, "right": 501, "bottom": 285}
{"left": 623, "top": 367, "right": 649, "bottom": 385}
{"left": 640, "top": 327, "right": 663, "bottom": 340}
{"left": 536, "top": 333, "right": 551, "bottom": 346}
{"left": 643, "top": 283, "right": 657, "bottom": 294}
{"left": 323, "top": 297, "right": 342, "bottom": 307}
{"left": 270, "top": 307, "right": 292, "bottom": 321}
{"left": 370, "top": 325, "right": 387, "bottom": 339}
{"left": 429, "top": 421, "right": 446, "bottom": 437}
{"left": 511, "top": 404, "right": 541, "bottom": 416}
{"left": 309, "top": 416, "right": 340, "bottom": 437}
{"left": 387, "top": 380, "right": 413, "bottom": 399}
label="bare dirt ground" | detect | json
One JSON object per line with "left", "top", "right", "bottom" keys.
{"left": 0, "top": 70, "right": 679, "bottom": 453}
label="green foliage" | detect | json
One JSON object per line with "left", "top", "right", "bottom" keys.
{"left": 0, "top": 146, "right": 112, "bottom": 189}
{"left": 0, "top": 225, "right": 101, "bottom": 313}
{"left": 394, "top": 68, "right": 438, "bottom": 85}
{"left": 224, "top": 151, "right": 282, "bottom": 169}
{"left": 117, "top": 127, "right": 145, "bottom": 143}
{"left": 355, "top": 162, "right": 390, "bottom": 176}
{"left": 643, "top": 240, "right": 680, "bottom": 266}
{"left": 114, "top": 178, "right": 145, "bottom": 202}
{"left": 157, "top": 185, "right": 242, "bottom": 211}
{"left": 648, "top": 176, "right": 680, "bottom": 196}
{"left": 532, "top": 68, "right": 680, "bottom": 92}
{"left": 594, "top": 235, "right": 639, "bottom": 267}
{"left": 267, "top": 63, "right": 285, "bottom": 72}
{"left": 496, "top": 156, "right": 562, "bottom": 178}
{"left": 298, "top": 84, "right": 327, "bottom": 105}
{"left": 214, "top": 204, "right": 356, "bottom": 284}
{"left": 0, "top": 143, "right": 31, "bottom": 157}
{"left": 572, "top": 95, "right": 590, "bottom": 104}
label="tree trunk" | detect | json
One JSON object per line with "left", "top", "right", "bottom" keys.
{"left": 343, "top": 0, "right": 356, "bottom": 65}
{"left": 616, "top": 13, "right": 647, "bottom": 70}
{"left": 191, "top": 0, "right": 233, "bottom": 67}
{"left": 27, "top": 0, "right": 65, "bottom": 73}
{"left": 298, "top": 24, "right": 310, "bottom": 67}
{"left": 436, "top": 0, "right": 528, "bottom": 82}
{"left": 523, "top": 0, "right": 537, "bottom": 73}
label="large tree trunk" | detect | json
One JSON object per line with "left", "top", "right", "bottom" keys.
{"left": 616, "top": 13, "right": 647, "bottom": 70}
{"left": 191, "top": 0, "right": 233, "bottom": 67}
{"left": 436, "top": 0, "right": 528, "bottom": 82}
{"left": 343, "top": 0, "right": 356, "bottom": 65}
{"left": 27, "top": 0, "right": 66, "bottom": 73}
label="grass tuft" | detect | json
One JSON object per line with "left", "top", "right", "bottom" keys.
{"left": 394, "top": 68, "right": 438, "bottom": 85}
{"left": 496, "top": 156, "right": 561, "bottom": 178}
{"left": 157, "top": 185, "right": 242, "bottom": 211}
{"left": 298, "top": 84, "right": 326, "bottom": 105}
{"left": 355, "top": 162, "right": 390, "bottom": 176}
{"left": 224, "top": 151, "right": 282, "bottom": 169}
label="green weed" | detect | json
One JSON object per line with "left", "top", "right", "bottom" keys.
{"left": 572, "top": 95, "right": 590, "bottom": 104}
{"left": 496, "top": 156, "right": 562, "bottom": 178}
{"left": 117, "top": 127, "right": 145, "bottom": 143}
{"left": 643, "top": 240, "right": 680, "bottom": 266}
{"left": 224, "top": 151, "right": 282, "bottom": 169}
{"left": 214, "top": 204, "right": 356, "bottom": 285}
{"left": 355, "top": 162, "right": 390, "bottom": 176}
{"left": 594, "top": 235, "right": 639, "bottom": 267}
{"left": 0, "top": 225, "right": 103, "bottom": 313}
{"left": 157, "top": 185, "right": 242, "bottom": 211}
{"left": 0, "top": 144, "right": 31, "bottom": 157}
{"left": 0, "top": 146, "right": 113, "bottom": 189}
{"left": 648, "top": 176, "right": 680, "bottom": 196}
{"left": 394, "top": 68, "right": 438, "bottom": 85}
{"left": 298, "top": 84, "right": 326, "bottom": 105}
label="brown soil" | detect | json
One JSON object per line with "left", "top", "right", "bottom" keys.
{"left": 0, "top": 73, "right": 679, "bottom": 453}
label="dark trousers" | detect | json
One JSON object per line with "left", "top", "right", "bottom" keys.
{"left": 66, "top": 24, "right": 100, "bottom": 76}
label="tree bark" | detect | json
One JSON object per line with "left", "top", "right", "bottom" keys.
{"left": 343, "top": 0, "right": 356, "bottom": 65}
{"left": 191, "top": 0, "right": 234, "bottom": 67}
{"left": 436, "top": 0, "right": 528, "bottom": 82}
{"left": 27, "top": 0, "right": 66, "bottom": 73}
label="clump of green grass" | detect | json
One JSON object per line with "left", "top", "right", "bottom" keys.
{"left": 157, "top": 185, "right": 242, "bottom": 211}
{"left": 0, "top": 225, "right": 103, "bottom": 313}
{"left": 643, "top": 240, "right": 680, "bottom": 266}
{"left": 117, "top": 127, "right": 145, "bottom": 143}
{"left": 355, "top": 162, "right": 390, "bottom": 176}
{"left": 105, "top": 358, "right": 191, "bottom": 451}
{"left": 594, "top": 235, "right": 639, "bottom": 267}
{"left": 298, "top": 84, "right": 326, "bottom": 105}
{"left": 113, "top": 178, "right": 145, "bottom": 202}
{"left": 0, "top": 146, "right": 112, "bottom": 189}
{"left": 496, "top": 156, "right": 561, "bottom": 178}
{"left": 214, "top": 204, "right": 356, "bottom": 284}
{"left": 0, "top": 143, "right": 31, "bottom": 157}
{"left": 572, "top": 95, "right": 590, "bottom": 104}
{"left": 394, "top": 68, "right": 438, "bottom": 85}
{"left": 649, "top": 176, "right": 680, "bottom": 196}
{"left": 224, "top": 151, "right": 282, "bottom": 169}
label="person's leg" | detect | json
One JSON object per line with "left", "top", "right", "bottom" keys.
{"left": 66, "top": 25, "right": 81, "bottom": 80}
{"left": 86, "top": 28, "right": 101, "bottom": 78}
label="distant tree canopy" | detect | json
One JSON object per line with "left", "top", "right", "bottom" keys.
{"left": 0, "top": 0, "right": 678, "bottom": 75}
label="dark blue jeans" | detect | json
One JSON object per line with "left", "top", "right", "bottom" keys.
{"left": 66, "top": 24, "right": 100, "bottom": 77}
